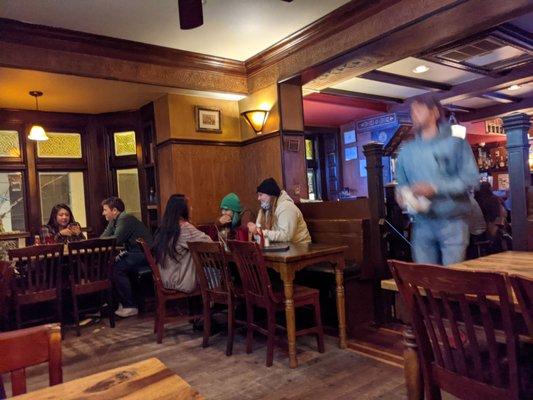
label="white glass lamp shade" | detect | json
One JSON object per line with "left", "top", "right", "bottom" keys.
{"left": 28, "top": 125, "right": 49, "bottom": 141}
{"left": 451, "top": 124, "right": 467, "bottom": 139}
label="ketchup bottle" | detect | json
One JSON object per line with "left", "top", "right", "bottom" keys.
{"left": 256, "top": 224, "right": 265, "bottom": 249}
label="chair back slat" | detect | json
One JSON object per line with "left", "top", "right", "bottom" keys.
{"left": 137, "top": 239, "right": 164, "bottom": 293}
{"left": 509, "top": 274, "right": 533, "bottom": 336}
{"left": 227, "top": 241, "right": 271, "bottom": 303}
{"left": 8, "top": 244, "right": 64, "bottom": 296}
{"left": 0, "top": 323, "right": 62, "bottom": 397}
{"left": 188, "top": 241, "right": 232, "bottom": 296}
{"left": 388, "top": 260, "right": 519, "bottom": 399}
{"left": 67, "top": 238, "right": 116, "bottom": 285}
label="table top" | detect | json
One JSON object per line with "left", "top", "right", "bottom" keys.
{"left": 12, "top": 358, "right": 203, "bottom": 400}
{"left": 262, "top": 242, "right": 347, "bottom": 263}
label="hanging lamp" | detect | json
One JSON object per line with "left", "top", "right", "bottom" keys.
{"left": 28, "top": 91, "right": 49, "bottom": 141}
{"left": 449, "top": 108, "right": 466, "bottom": 139}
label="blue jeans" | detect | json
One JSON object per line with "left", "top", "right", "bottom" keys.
{"left": 412, "top": 217, "right": 469, "bottom": 266}
{"left": 113, "top": 251, "right": 148, "bottom": 308}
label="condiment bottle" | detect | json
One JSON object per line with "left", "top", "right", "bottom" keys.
{"left": 34, "top": 235, "right": 41, "bottom": 245}
{"left": 256, "top": 224, "right": 265, "bottom": 249}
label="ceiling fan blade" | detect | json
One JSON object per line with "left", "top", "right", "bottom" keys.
{"left": 178, "top": 0, "right": 203, "bottom": 30}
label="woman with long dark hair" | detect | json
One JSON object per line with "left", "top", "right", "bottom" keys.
{"left": 153, "top": 194, "right": 211, "bottom": 292}
{"left": 44, "top": 203, "right": 85, "bottom": 243}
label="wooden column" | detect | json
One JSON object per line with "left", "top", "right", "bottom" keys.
{"left": 503, "top": 114, "right": 531, "bottom": 251}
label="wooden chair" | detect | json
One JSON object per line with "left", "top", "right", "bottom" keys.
{"left": 0, "top": 323, "right": 62, "bottom": 397}
{"left": 188, "top": 241, "right": 241, "bottom": 356}
{"left": 509, "top": 274, "right": 533, "bottom": 337}
{"left": 67, "top": 238, "right": 116, "bottom": 336}
{"left": 388, "top": 260, "right": 520, "bottom": 400}
{"left": 8, "top": 244, "right": 64, "bottom": 329}
{"left": 228, "top": 240, "right": 324, "bottom": 367}
{"left": 0, "top": 261, "right": 14, "bottom": 331}
{"left": 137, "top": 239, "right": 201, "bottom": 343}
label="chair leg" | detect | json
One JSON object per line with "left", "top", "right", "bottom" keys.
{"left": 202, "top": 297, "right": 211, "bottom": 348}
{"left": 72, "top": 292, "right": 81, "bottom": 337}
{"left": 313, "top": 299, "right": 325, "bottom": 353}
{"left": 107, "top": 290, "right": 115, "bottom": 328}
{"left": 226, "top": 301, "right": 235, "bottom": 356}
{"left": 156, "top": 300, "right": 165, "bottom": 344}
{"left": 245, "top": 301, "right": 254, "bottom": 354}
{"left": 266, "top": 308, "right": 276, "bottom": 367}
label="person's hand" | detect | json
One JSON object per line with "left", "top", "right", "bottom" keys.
{"left": 411, "top": 182, "right": 436, "bottom": 198}
{"left": 69, "top": 224, "right": 81, "bottom": 235}
{"left": 218, "top": 215, "right": 232, "bottom": 225}
{"left": 247, "top": 222, "right": 257, "bottom": 235}
{"left": 59, "top": 228, "right": 72, "bottom": 236}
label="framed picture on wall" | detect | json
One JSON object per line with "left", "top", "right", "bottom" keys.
{"left": 195, "top": 106, "right": 221, "bottom": 133}
{"left": 343, "top": 130, "right": 356, "bottom": 144}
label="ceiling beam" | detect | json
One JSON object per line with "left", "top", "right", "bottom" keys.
{"left": 360, "top": 70, "right": 451, "bottom": 91}
{"left": 320, "top": 88, "right": 403, "bottom": 104}
{"left": 461, "top": 96, "right": 533, "bottom": 122}
{"left": 479, "top": 92, "right": 522, "bottom": 104}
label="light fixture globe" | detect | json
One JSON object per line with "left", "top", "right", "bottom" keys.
{"left": 241, "top": 109, "right": 269, "bottom": 134}
{"left": 28, "top": 90, "right": 49, "bottom": 141}
{"left": 28, "top": 125, "right": 49, "bottom": 141}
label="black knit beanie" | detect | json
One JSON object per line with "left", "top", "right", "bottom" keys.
{"left": 257, "top": 177, "right": 281, "bottom": 197}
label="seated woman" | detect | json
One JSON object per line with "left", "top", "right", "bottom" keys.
{"left": 44, "top": 203, "right": 85, "bottom": 243}
{"left": 215, "top": 193, "right": 254, "bottom": 241}
{"left": 247, "top": 178, "right": 311, "bottom": 244}
{"left": 153, "top": 194, "right": 212, "bottom": 292}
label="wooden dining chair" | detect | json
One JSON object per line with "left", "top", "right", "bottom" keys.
{"left": 0, "top": 323, "right": 62, "bottom": 397}
{"left": 0, "top": 261, "right": 14, "bottom": 331}
{"left": 137, "top": 239, "right": 201, "bottom": 343}
{"left": 228, "top": 240, "right": 324, "bottom": 367}
{"left": 67, "top": 238, "right": 116, "bottom": 336}
{"left": 509, "top": 274, "right": 533, "bottom": 337}
{"left": 388, "top": 260, "right": 520, "bottom": 400}
{"left": 188, "top": 240, "right": 241, "bottom": 356}
{"left": 8, "top": 244, "right": 65, "bottom": 329}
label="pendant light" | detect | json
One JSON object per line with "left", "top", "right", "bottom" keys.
{"left": 28, "top": 91, "right": 49, "bottom": 141}
{"left": 449, "top": 107, "right": 466, "bottom": 139}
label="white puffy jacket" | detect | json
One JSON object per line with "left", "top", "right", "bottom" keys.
{"left": 257, "top": 190, "right": 311, "bottom": 244}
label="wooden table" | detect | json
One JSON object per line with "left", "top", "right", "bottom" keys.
{"left": 261, "top": 243, "right": 347, "bottom": 368}
{"left": 381, "top": 251, "right": 533, "bottom": 400}
{"left": 11, "top": 358, "right": 203, "bottom": 399}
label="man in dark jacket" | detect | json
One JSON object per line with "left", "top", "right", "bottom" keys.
{"left": 101, "top": 197, "right": 153, "bottom": 317}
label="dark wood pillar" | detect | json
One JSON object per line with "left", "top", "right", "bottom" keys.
{"left": 503, "top": 113, "right": 531, "bottom": 251}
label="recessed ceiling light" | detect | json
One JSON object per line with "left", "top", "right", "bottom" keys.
{"left": 507, "top": 84, "right": 521, "bottom": 91}
{"left": 412, "top": 65, "right": 430, "bottom": 74}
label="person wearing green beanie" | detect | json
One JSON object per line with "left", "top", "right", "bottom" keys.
{"left": 215, "top": 193, "right": 254, "bottom": 240}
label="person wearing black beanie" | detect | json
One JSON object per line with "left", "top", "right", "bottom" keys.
{"left": 248, "top": 178, "right": 311, "bottom": 244}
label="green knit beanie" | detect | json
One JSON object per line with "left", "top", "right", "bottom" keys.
{"left": 220, "top": 193, "right": 242, "bottom": 213}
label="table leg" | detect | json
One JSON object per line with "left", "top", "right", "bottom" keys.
{"left": 334, "top": 258, "right": 347, "bottom": 349}
{"left": 279, "top": 266, "right": 297, "bottom": 368}
{"left": 403, "top": 324, "right": 423, "bottom": 400}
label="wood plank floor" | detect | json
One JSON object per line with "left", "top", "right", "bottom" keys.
{"left": 3, "top": 314, "right": 458, "bottom": 399}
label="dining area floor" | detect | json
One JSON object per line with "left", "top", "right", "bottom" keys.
{"left": 1, "top": 314, "right": 459, "bottom": 400}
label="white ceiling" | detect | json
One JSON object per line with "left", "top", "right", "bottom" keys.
{"left": 0, "top": 0, "right": 350, "bottom": 61}
{"left": 330, "top": 77, "right": 428, "bottom": 99}
{"left": 0, "top": 67, "right": 245, "bottom": 114}
{"left": 495, "top": 82, "right": 533, "bottom": 97}
{"left": 378, "top": 57, "right": 482, "bottom": 85}
{"left": 452, "top": 97, "right": 499, "bottom": 109}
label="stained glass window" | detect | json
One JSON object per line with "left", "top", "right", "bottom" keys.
{"left": 305, "top": 139, "right": 314, "bottom": 160}
{"left": 37, "top": 132, "right": 82, "bottom": 158}
{"left": 114, "top": 131, "right": 137, "bottom": 156}
{"left": 0, "top": 130, "right": 21, "bottom": 158}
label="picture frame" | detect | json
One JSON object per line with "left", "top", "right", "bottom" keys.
{"left": 195, "top": 106, "right": 221, "bottom": 133}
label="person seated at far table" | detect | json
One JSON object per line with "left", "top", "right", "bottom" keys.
{"left": 43, "top": 203, "right": 85, "bottom": 243}
{"left": 247, "top": 177, "right": 311, "bottom": 244}
{"left": 153, "top": 194, "right": 212, "bottom": 292}
{"left": 100, "top": 196, "right": 153, "bottom": 318}
{"left": 215, "top": 193, "right": 254, "bottom": 241}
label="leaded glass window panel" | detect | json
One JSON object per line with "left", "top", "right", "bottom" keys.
{"left": 37, "top": 132, "right": 82, "bottom": 158}
{"left": 0, "top": 130, "right": 21, "bottom": 158}
{"left": 114, "top": 131, "right": 137, "bottom": 156}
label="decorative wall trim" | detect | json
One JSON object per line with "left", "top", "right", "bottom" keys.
{"left": 157, "top": 131, "right": 281, "bottom": 149}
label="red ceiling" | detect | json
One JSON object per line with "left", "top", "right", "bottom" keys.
{"left": 303, "top": 93, "right": 387, "bottom": 127}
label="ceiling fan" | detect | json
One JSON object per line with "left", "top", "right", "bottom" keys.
{"left": 178, "top": 0, "right": 293, "bottom": 30}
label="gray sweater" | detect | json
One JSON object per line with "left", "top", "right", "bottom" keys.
{"left": 158, "top": 222, "right": 212, "bottom": 292}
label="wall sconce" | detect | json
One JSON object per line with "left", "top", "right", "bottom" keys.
{"left": 28, "top": 91, "right": 49, "bottom": 141}
{"left": 241, "top": 109, "right": 269, "bottom": 134}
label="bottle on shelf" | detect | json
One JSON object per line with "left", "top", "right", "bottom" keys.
{"left": 34, "top": 235, "right": 41, "bottom": 246}
{"left": 149, "top": 187, "right": 156, "bottom": 204}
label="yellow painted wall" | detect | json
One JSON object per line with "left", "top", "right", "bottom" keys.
{"left": 238, "top": 84, "right": 280, "bottom": 140}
